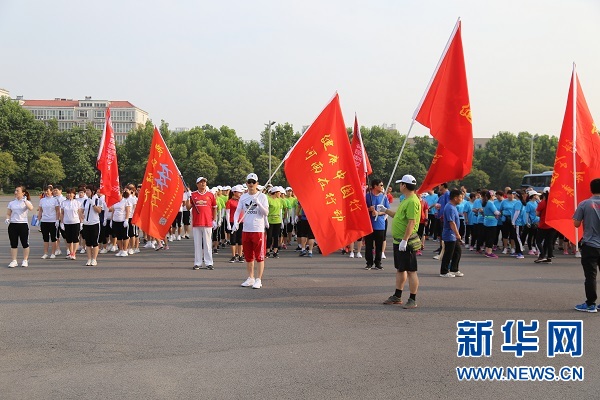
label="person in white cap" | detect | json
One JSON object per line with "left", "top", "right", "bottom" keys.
{"left": 186, "top": 177, "right": 218, "bottom": 270}
{"left": 376, "top": 174, "right": 421, "bottom": 309}
{"left": 233, "top": 173, "right": 269, "bottom": 289}
{"left": 522, "top": 190, "right": 541, "bottom": 255}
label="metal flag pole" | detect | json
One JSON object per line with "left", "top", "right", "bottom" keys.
{"left": 385, "top": 119, "right": 416, "bottom": 192}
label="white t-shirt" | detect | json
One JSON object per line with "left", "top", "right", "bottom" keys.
{"left": 180, "top": 190, "right": 191, "bottom": 212}
{"left": 127, "top": 195, "right": 138, "bottom": 217}
{"left": 112, "top": 198, "right": 130, "bottom": 222}
{"left": 235, "top": 192, "right": 269, "bottom": 232}
{"left": 76, "top": 195, "right": 88, "bottom": 207}
{"left": 7, "top": 199, "right": 32, "bottom": 223}
{"left": 82, "top": 196, "right": 103, "bottom": 225}
{"left": 61, "top": 199, "right": 82, "bottom": 224}
{"left": 39, "top": 196, "right": 59, "bottom": 222}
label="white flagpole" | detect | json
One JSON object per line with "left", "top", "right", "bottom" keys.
{"left": 572, "top": 63, "right": 580, "bottom": 256}
{"left": 385, "top": 119, "right": 416, "bottom": 191}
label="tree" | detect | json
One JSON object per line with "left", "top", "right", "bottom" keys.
{"left": 29, "top": 152, "right": 65, "bottom": 187}
{"left": 499, "top": 161, "right": 528, "bottom": 190}
{"left": 0, "top": 151, "right": 18, "bottom": 190}
{"left": 254, "top": 154, "right": 284, "bottom": 185}
{"left": 460, "top": 168, "right": 490, "bottom": 191}
{"left": 118, "top": 120, "right": 154, "bottom": 185}
{"left": 182, "top": 150, "right": 218, "bottom": 184}
{"left": 260, "top": 123, "right": 300, "bottom": 160}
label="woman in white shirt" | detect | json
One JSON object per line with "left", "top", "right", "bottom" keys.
{"left": 6, "top": 186, "right": 34, "bottom": 268}
{"left": 38, "top": 185, "right": 60, "bottom": 260}
{"left": 109, "top": 189, "right": 132, "bottom": 257}
{"left": 60, "top": 188, "right": 82, "bottom": 260}
{"left": 81, "top": 187, "right": 103, "bottom": 266}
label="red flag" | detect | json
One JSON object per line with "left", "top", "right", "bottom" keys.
{"left": 546, "top": 65, "right": 599, "bottom": 244}
{"left": 132, "top": 126, "right": 185, "bottom": 240}
{"left": 414, "top": 19, "right": 473, "bottom": 192}
{"left": 283, "top": 94, "right": 373, "bottom": 255}
{"left": 350, "top": 114, "right": 373, "bottom": 189}
{"left": 97, "top": 108, "right": 120, "bottom": 207}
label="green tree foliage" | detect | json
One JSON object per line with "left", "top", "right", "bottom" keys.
{"left": 460, "top": 168, "right": 490, "bottom": 191}
{"left": 29, "top": 152, "right": 65, "bottom": 187}
{"left": 260, "top": 123, "right": 300, "bottom": 160}
{"left": 0, "top": 151, "right": 18, "bottom": 189}
{"left": 182, "top": 150, "right": 218, "bottom": 185}
{"left": 118, "top": 121, "right": 154, "bottom": 185}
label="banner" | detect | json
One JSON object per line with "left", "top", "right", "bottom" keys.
{"left": 97, "top": 108, "right": 120, "bottom": 207}
{"left": 350, "top": 113, "right": 372, "bottom": 189}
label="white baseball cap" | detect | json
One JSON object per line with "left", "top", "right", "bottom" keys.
{"left": 196, "top": 177, "right": 207, "bottom": 183}
{"left": 396, "top": 174, "right": 417, "bottom": 185}
{"left": 246, "top": 173, "right": 258, "bottom": 181}
{"left": 269, "top": 186, "right": 279, "bottom": 193}
{"left": 232, "top": 185, "right": 244, "bottom": 193}
{"left": 278, "top": 186, "right": 286, "bottom": 194}
{"left": 543, "top": 186, "right": 550, "bottom": 193}
{"left": 528, "top": 190, "right": 541, "bottom": 196}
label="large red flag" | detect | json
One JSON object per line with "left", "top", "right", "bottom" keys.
{"left": 283, "top": 94, "right": 373, "bottom": 255}
{"left": 132, "top": 126, "right": 185, "bottom": 240}
{"left": 546, "top": 65, "right": 599, "bottom": 244}
{"left": 414, "top": 19, "right": 473, "bottom": 192}
{"left": 350, "top": 114, "right": 372, "bottom": 189}
{"left": 97, "top": 108, "right": 120, "bottom": 207}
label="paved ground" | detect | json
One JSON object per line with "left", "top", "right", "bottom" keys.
{"left": 0, "top": 200, "right": 598, "bottom": 399}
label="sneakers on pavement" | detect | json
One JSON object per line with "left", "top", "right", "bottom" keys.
{"left": 85, "top": 259, "right": 92, "bottom": 266}
{"left": 502, "top": 248, "right": 509, "bottom": 254}
{"left": 229, "top": 257, "right": 237, "bottom": 263}
{"left": 440, "top": 273, "right": 455, "bottom": 278}
{"left": 8, "top": 260, "right": 18, "bottom": 268}
{"left": 485, "top": 253, "right": 499, "bottom": 259}
{"left": 349, "top": 252, "right": 355, "bottom": 258}
{"left": 49, "top": 254, "right": 56, "bottom": 259}
{"left": 193, "top": 265, "right": 200, "bottom": 270}
{"left": 91, "top": 259, "right": 97, "bottom": 266}
{"left": 252, "top": 278, "right": 262, "bottom": 289}
{"left": 241, "top": 277, "right": 255, "bottom": 287}
{"left": 433, "top": 255, "right": 440, "bottom": 260}
{"left": 403, "top": 298, "right": 418, "bottom": 309}
{"left": 515, "top": 253, "right": 525, "bottom": 259}
{"left": 373, "top": 265, "right": 384, "bottom": 270}
{"left": 41, "top": 254, "right": 49, "bottom": 259}
{"left": 21, "top": 260, "right": 28, "bottom": 268}
{"left": 452, "top": 271, "right": 464, "bottom": 277}
{"left": 383, "top": 295, "right": 403, "bottom": 305}
{"left": 206, "top": 265, "right": 214, "bottom": 270}
{"left": 54, "top": 249, "right": 62, "bottom": 256}
{"left": 128, "top": 248, "right": 134, "bottom": 255}
{"left": 574, "top": 302, "right": 597, "bottom": 313}
{"left": 364, "top": 265, "right": 372, "bottom": 270}
{"left": 299, "top": 250, "right": 307, "bottom": 257}
{"left": 356, "top": 252, "right": 362, "bottom": 258}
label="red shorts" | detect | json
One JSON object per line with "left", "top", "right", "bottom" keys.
{"left": 242, "top": 231, "right": 266, "bottom": 262}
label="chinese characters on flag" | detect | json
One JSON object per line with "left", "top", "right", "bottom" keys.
{"left": 132, "top": 126, "right": 185, "bottom": 240}
{"left": 414, "top": 19, "right": 473, "bottom": 192}
{"left": 546, "top": 65, "right": 599, "bottom": 244}
{"left": 97, "top": 108, "right": 121, "bottom": 207}
{"left": 350, "top": 113, "right": 372, "bottom": 190}
{"left": 283, "top": 94, "right": 373, "bottom": 256}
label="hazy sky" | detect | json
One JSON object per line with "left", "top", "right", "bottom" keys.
{"left": 1, "top": 0, "right": 599, "bottom": 141}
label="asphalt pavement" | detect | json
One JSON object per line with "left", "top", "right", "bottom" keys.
{"left": 0, "top": 200, "right": 598, "bottom": 399}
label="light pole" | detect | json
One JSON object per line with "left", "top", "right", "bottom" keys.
{"left": 266, "top": 120, "right": 276, "bottom": 179}
{"left": 530, "top": 134, "right": 536, "bottom": 174}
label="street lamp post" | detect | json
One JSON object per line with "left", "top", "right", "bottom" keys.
{"left": 266, "top": 120, "right": 276, "bottom": 179}
{"left": 530, "top": 134, "right": 536, "bottom": 174}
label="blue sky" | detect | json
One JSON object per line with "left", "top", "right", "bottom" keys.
{"left": 1, "top": 0, "right": 599, "bottom": 140}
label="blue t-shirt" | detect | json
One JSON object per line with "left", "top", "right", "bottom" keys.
{"left": 442, "top": 202, "right": 460, "bottom": 241}
{"left": 473, "top": 198, "right": 484, "bottom": 224}
{"left": 514, "top": 202, "right": 525, "bottom": 226}
{"left": 483, "top": 200, "right": 499, "bottom": 227}
{"left": 456, "top": 199, "right": 467, "bottom": 220}
{"left": 464, "top": 201, "right": 475, "bottom": 225}
{"left": 436, "top": 191, "right": 450, "bottom": 219}
{"left": 425, "top": 193, "right": 439, "bottom": 215}
{"left": 524, "top": 201, "right": 540, "bottom": 225}
{"left": 366, "top": 192, "right": 390, "bottom": 231}
{"left": 500, "top": 199, "right": 518, "bottom": 221}
{"left": 493, "top": 198, "right": 505, "bottom": 222}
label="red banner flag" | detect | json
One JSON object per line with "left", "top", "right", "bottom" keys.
{"left": 97, "top": 108, "right": 120, "bottom": 207}
{"left": 132, "top": 126, "right": 185, "bottom": 240}
{"left": 350, "top": 114, "right": 372, "bottom": 189}
{"left": 546, "top": 65, "right": 599, "bottom": 244}
{"left": 283, "top": 94, "right": 373, "bottom": 255}
{"left": 414, "top": 19, "right": 473, "bottom": 192}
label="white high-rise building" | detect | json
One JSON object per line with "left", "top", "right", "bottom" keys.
{"left": 19, "top": 96, "right": 149, "bottom": 144}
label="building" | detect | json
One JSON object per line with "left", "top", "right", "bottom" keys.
{"left": 0, "top": 88, "right": 9, "bottom": 98}
{"left": 18, "top": 96, "right": 149, "bottom": 144}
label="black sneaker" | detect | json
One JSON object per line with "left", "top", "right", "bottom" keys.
{"left": 193, "top": 265, "right": 200, "bottom": 270}
{"left": 272, "top": 252, "right": 279, "bottom": 258}
{"left": 534, "top": 258, "right": 546, "bottom": 263}
{"left": 237, "top": 255, "right": 244, "bottom": 263}
{"left": 299, "top": 250, "right": 307, "bottom": 257}
{"left": 373, "top": 265, "right": 384, "bottom": 270}
{"left": 206, "top": 265, "right": 214, "bottom": 270}
{"left": 213, "top": 248, "right": 218, "bottom": 254}
{"left": 229, "top": 257, "right": 237, "bottom": 263}
{"left": 365, "top": 265, "right": 372, "bottom": 270}
{"left": 541, "top": 258, "right": 553, "bottom": 264}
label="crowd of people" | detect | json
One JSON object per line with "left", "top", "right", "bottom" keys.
{"left": 5, "top": 174, "right": 600, "bottom": 312}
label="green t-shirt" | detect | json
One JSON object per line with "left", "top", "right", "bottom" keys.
{"left": 392, "top": 193, "right": 421, "bottom": 244}
{"left": 267, "top": 196, "right": 283, "bottom": 224}
{"left": 216, "top": 195, "right": 226, "bottom": 210}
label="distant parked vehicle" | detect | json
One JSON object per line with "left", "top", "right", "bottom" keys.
{"left": 521, "top": 171, "right": 552, "bottom": 191}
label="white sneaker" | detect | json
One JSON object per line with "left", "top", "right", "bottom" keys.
{"left": 80, "top": 248, "right": 86, "bottom": 254}
{"left": 177, "top": 235, "right": 181, "bottom": 241}
{"left": 49, "top": 254, "right": 56, "bottom": 259}
{"left": 8, "top": 260, "right": 18, "bottom": 268}
{"left": 433, "top": 255, "right": 440, "bottom": 260}
{"left": 440, "top": 273, "right": 455, "bottom": 278}
{"left": 115, "top": 251, "right": 123, "bottom": 257}
{"left": 502, "top": 248, "right": 509, "bottom": 254}
{"left": 91, "top": 259, "right": 97, "bottom": 266}
{"left": 241, "top": 277, "right": 255, "bottom": 287}
{"left": 168, "top": 235, "right": 173, "bottom": 242}
{"left": 510, "top": 249, "right": 516, "bottom": 255}
{"left": 349, "top": 252, "right": 355, "bottom": 258}
{"left": 110, "top": 246, "right": 118, "bottom": 252}
{"left": 21, "top": 260, "right": 28, "bottom": 268}
{"left": 134, "top": 248, "right": 141, "bottom": 254}
{"left": 381, "top": 252, "right": 387, "bottom": 259}
{"left": 453, "top": 271, "right": 464, "bottom": 277}
{"left": 99, "top": 248, "right": 108, "bottom": 254}
{"left": 85, "top": 259, "right": 92, "bottom": 266}
{"left": 121, "top": 251, "right": 128, "bottom": 257}
{"left": 54, "top": 249, "right": 62, "bottom": 256}
{"left": 356, "top": 252, "right": 362, "bottom": 258}
{"left": 151, "top": 242, "right": 156, "bottom": 249}
{"left": 252, "top": 278, "right": 262, "bottom": 289}
{"left": 41, "top": 254, "right": 49, "bottom": 259}
{"left": 128, "top": 248, "right": 134, "bottom": 255}
{"left": 143, "top": 242, "right": 153, "bottom": 248}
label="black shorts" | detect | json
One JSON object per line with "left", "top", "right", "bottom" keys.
{"left": 171, "top": 212, "right": 183, "bottom": 228}
{"left": 230, "top": 223, "right": 243, "bottom": 245}
{"left": 82, "top": 224, "right": 100, "bottom": 247}
{"left": 40, "top": 221, "right": 57, "bottom": 243}
{"left": 8, "top": 223, "right": 29, "bottom": 249}
{"left": 64, "top": 223, "right": 80, "bottom": 244}
{"left": 127, "top": 219, "right": 138, "bottom": 238}
{"left": 296, "top": 219, "right": 314, "bottom": 240}
{"left": 393, "top": 243, "right": 418, "bottom": 272}
{"left": 182, "top": 210, "right": 191, "bottom": 226}
{"left": 112, "top": 221, "right": 128, "bottom": 241}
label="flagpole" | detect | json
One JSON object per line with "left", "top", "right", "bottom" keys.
{"left": 386, "top": 119, "right": 416, "bottom": 191}
{"left": 155, "top": 125, "right": 188, "bottom": 191}
{"left": 572, "top": 63, "right": 580, "bottom": 256}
